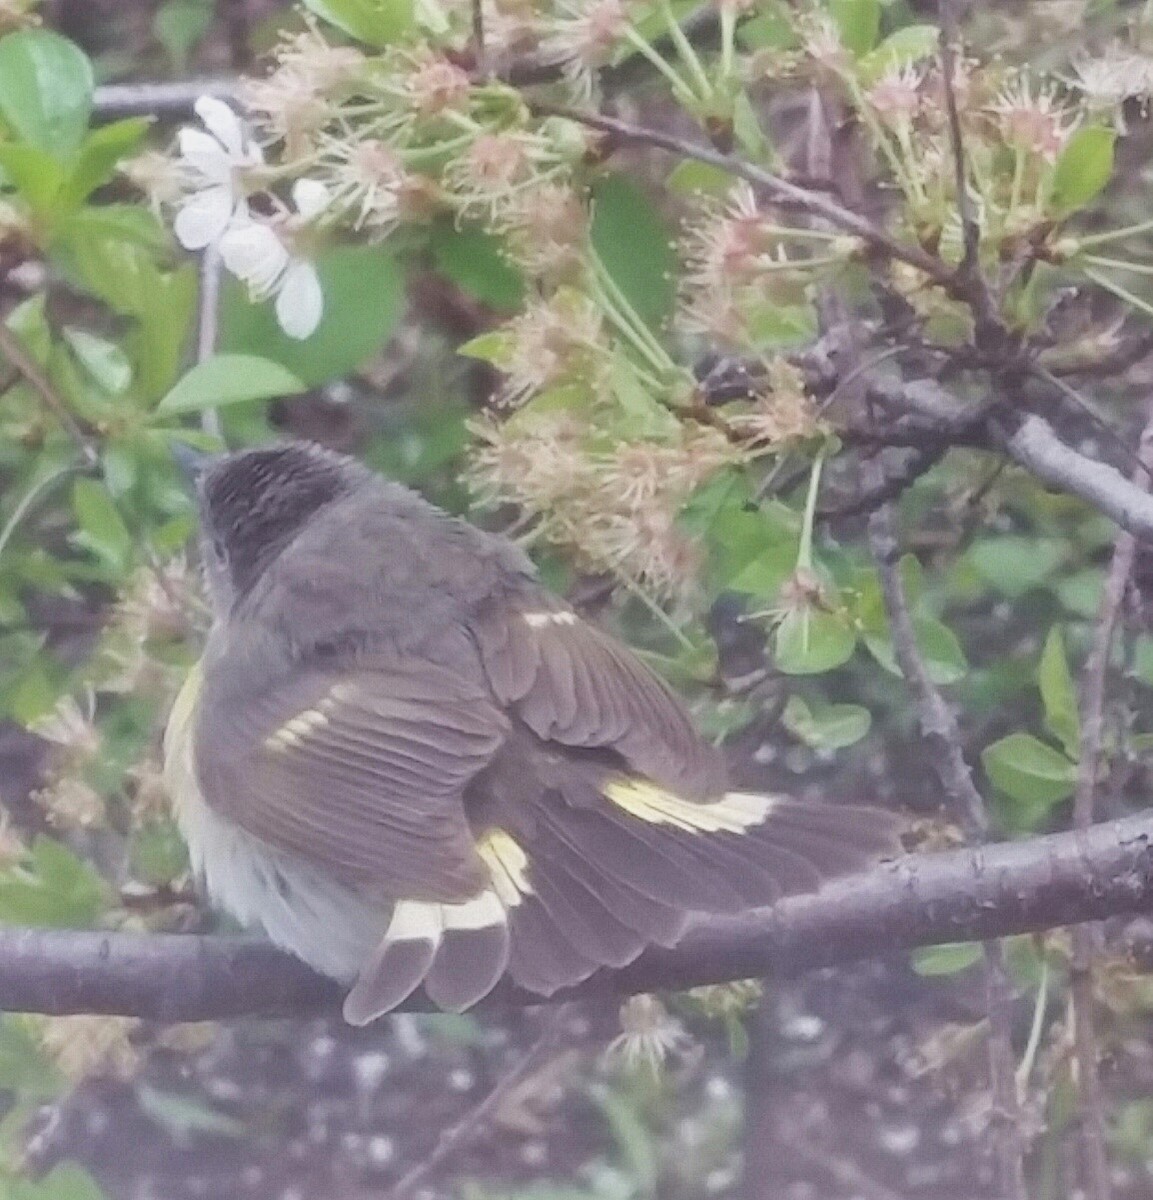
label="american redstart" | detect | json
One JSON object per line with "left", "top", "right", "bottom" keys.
{"left": 164, "top": 442, "right": 900, "bottom": 1024}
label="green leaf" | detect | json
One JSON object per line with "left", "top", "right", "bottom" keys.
{"left": 611, "top": 352, "right": 680, "bottom": 438}
{"left": 738, "top": 9, "right": 797, "bottom": 51}
{"left": 981, "top": 732, "right": 1077, "bottom": 808}
{"left": 858, "top": 24, "right": 939, "bottom": 83}
{"left": 0, "top": 141, "right": 67, "bottom": 217}
{"left": 829, "top": 0, "right": 880, "bottom": 55}
{"left": 666, "top": 159, "right": 735, "bottom": 196}
{"left": 1051, "top": 126, "right": 1116, "bottom": 216}
{"left": 12, "top": 1164, "right": 108, "bottom": 1200}
{"left": 219, "top": 244, "right": 404, "bottom": 387}
{"left": 301, "top": 0, "right": 414, "bottom": 46}
{"left": 681, "top": 480, "right": 799, "bottom": 599}
{"left": 591, "top": 173, "right": 676, "bottom": 329}
{"left": 53, "top": 206, "right": 195, "bottom": 399}
{"left": 1038, "top": 626, "right": 1080, "bottom": 759}
{"left": 430, "top": 222, "right": 524, "bottom": 310}
{"left": 4, "top": 293, "right": 50, "bottom": 363}
{"left": 1056, "top": 567, "right": 1104, "bottom": 619}
{"left": 911, "top": 942, "right": 983, "bottom": 977}
{"left": 968, "top": 536, "right": 1063, "bottom": 598}
{"left": 0, "top": 836, "right": 109, "bottom": 927}
{"left": 732, "top": 89, "right": 771, "bottom": 158}
{"left": 137, "top": 1084, "right": 246, "bottom": 1138}
{"left": 130, "top": 820, "right": 189, "bottom": 887}
{"left": 595, "top": 1088, "right": 658, "bottom": 1190}
{"left": 157, "top": 354, "right": 305, "bottom": 414}
{"left": 61, "top": 117, "right": 152, "bottom": 208}
{"left": 782, "top": 695, "right": 871, "bottom": 750}
{"left": 774, "top": 605, "right": 857, "bottom": 675}
{"left": 0, "top": 1016, "right": 64, "bottom": 1098}
{"left": 71, "top": 478, "right": 133, "bottom": 571}
{"left": 0, "top": 29, "right": 94, "bottom": 157}
{"left": 456, "top": 328, "right": 514, "bottom": 367}
{"left": 745, "top": 301, "right": 818, "bottom": 349}
{"left": 153, "top": 0, "right": 214, "bottom": 69}
{"left": 863, "top": 615, "right": 968, "bottom": 686}
{"left": 62, "top": 328, "right": 132, "bottom": 395}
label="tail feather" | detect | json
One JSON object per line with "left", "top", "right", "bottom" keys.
{"left": 742, "top": 799, "right": 898, "bottom": 876}
{"left": 555, "top": 803, "right": 753, "bottom": 912}
{"left": 531, "top": 804, "right": 689, "bottom": 947}
{"left": 507, "top": 894, "right": 600, "bottom": 995}
{"left": 497, "top": 784, "right": 901, "bottom": 995}
{"left": 518, "top": 847, "right": 649, "bottom": 968}
{"left": 343, "top": 899, "right": 442, "bottom": 1024}
{"left": 342, "top": 783, "right": 902, "bottom": 1018}
{"left": 423, "top": 893, "right": 511, "bottom": 1013}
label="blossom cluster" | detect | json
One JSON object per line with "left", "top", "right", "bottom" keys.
{"left": 138, "top": 0, "right": 1153, "bottom": 601}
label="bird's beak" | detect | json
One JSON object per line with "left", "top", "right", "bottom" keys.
{"left": 171, "top": 442, "right": 213, "bottom": 490}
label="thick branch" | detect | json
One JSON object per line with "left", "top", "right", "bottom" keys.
{"left": 93, "top": 78, "right": 241, "bottom": 119}
{"left": 870, "top": 376, "right": 1153, "bottom": 540}
{"left": 1, "top": 813, "right": 1152, "bottom": 1022}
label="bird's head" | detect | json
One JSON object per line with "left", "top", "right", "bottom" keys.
{"left": 190, "top": 442, "right": 363, "bottom": 609}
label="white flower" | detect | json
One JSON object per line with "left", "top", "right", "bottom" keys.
{"left": 604, "top": 995, "right": 692, "bottom": 1074}
{"left": 174, "top": 96, "right": 263, "bottom": 252}
{"left": 219, "top": 179, "right": 329, "bottom": 340}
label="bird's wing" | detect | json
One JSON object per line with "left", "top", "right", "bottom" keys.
{"left": 195, "top": 658, "right": 506, "bottom": 902}
{"left": 470, "top": 592, "right": 726, "bottom": 798}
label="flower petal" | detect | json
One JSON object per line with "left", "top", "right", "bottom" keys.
{"left": 292, "top": 178, "right": 331, "bottom": 222}
{"left": 194, "top": 96, "right": 249, "bottom": 160}
{"left": 173, "top": 186, "right": 236, "bottom": 250}
{"left": 275, "top": 260, "right": 324, "bottom": 339}
{"left": 177, "top": 128, "right": 233, "bottom": 184}
{"left": 219, "top": 220, "right": 289, "bottom": 296}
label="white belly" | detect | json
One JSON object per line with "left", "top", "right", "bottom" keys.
{"left": 164, "top": 669, "right": 389, "bottom": 983}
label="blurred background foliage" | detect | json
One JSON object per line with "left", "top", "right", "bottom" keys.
{"left": 2, "top": 0, "right": 1153, "bottom": 1197}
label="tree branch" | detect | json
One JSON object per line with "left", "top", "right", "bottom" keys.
{"left": 868, "top": 375, "right": 1153, "bottom": 540}
{"left": 1, "top": 813, "right": 1152, "bottom": 1022}
{"left": 865, "top": 461, "right": 1028, "bottom": 1199}
{"left": 529, "top": 103, "right": 959, "bottom": 289}
{"left": 1067, "top": 411, "right": 1153, "bottom": 1200}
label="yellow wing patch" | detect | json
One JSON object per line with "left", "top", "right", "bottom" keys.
{"left": 477, "top": 829, "right": 532, "bottom": 907}
{"left": 604, "top": 778, "right": 775, "bottom": 834}
{"left": 522, "top": 610, "right": 578, "bottom": 628}
{"left": 264, "top": 695, "right": 338, "bottom": 752}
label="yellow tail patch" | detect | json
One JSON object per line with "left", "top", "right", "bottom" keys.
{"left": 603, "top": 778, "right": 775, "bottom": 834}
{"left": 477, "top": 829, "right": 532, "bottom": 907}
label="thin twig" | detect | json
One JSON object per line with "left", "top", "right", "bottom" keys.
{"left": 471, "top": 0, "right": 489, "bottom": 79}
{"left": 222, "top": 0, "right": 252, "bottom": 71}
{"left": 0, "top": 324, "right": 99, "bottom": 469}
{"left": 867, "top": 373, "right": 1153, "bottom": 541}
{"left": 385, "top": 1004, "right": 575, "bottom": 1199}
{"left": 93, "top": 77, "right": 241, "bottom": 119}
{"left": 529, "top": 103, "right": 959, "bottom": 289}
{"left": 937, "top": 2, "right": 1004, "bottom": 349}
{"left": 819, "top": 444, "right": 947, "bottom": 520}
{"left": 1067, "top": 410, "right": 1153, "bottom": 1200}
{"left": 865, "top": 472, "right": 1027, "bottom": 1200}
{"left": 1049, "top": 326, "right": 1153, "bottom": 379}
{"left": 196, "top": 245, "right": 223, "bottom": 439}
{"left": 938, "top": 5, "right": 978, "bottom": 277}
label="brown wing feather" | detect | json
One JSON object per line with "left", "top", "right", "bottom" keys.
{"left": 194, "top": 659, "right": 508, "bottom": 902}
{"left": 471, "top": 593, "right": 725, "bottom": 799}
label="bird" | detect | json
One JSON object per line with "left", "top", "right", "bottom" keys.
{"left": 163, "top": 441, "right": 901, "bottom": 1024}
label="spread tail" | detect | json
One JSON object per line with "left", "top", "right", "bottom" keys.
{"left": 343, "top": 782, "right": 902, "bottom": 1023}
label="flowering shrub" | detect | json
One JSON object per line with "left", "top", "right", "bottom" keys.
{"left": 5, "top": 0, "right": 1153, "bottom": 1196}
